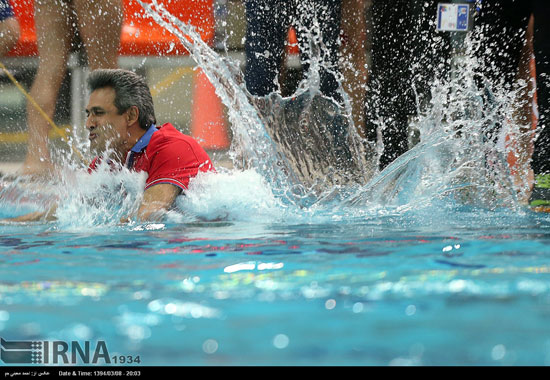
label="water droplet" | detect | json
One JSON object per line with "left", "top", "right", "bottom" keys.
{"left": 405, "top": 304, "right": 416, "bottom": 316}
{"left": 491, "top": 344, "right": 506, "bottom": 360}
{"left": 325, "top": 299, "right": 336, "bottom": 310}
{"left": 352, "top": 302, "right": 364, "bottom": 313}
{"left": 126, "top": 325, "right": 151, "bottom": 341}
{"left": 0, "top": 311, "right": 9, "bottom": 321}
{"left": 72, "top": 324, "right": 92, "bottom": 340}
{"left": 164, "top": 303, "right": 177, "bottom": 314}
{"left": 273, "top": 334, "right": 289, "bottom": 349}
{"left": 203, "top": 339, "right": 218, "bottom": 354}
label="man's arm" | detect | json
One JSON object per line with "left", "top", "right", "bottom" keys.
{"left": 132, "top": 183, "right": 182, "bottom": 222}
{"left": 2, "top": 204, "right": 58, "bottom": 223}
{"left": 3, "top": 184, "right": 181, "bottom": 224}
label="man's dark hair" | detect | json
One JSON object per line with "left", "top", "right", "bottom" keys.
{"left": 87, "top": 69, "right": 156, "bottom": 130}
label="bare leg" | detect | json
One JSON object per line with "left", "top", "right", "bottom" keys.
{"left": 73, "top": 0, "right": 122, "bottom": 70}
{"left": 22, "top": 0, "right": 121, "bottom": 176}
{"left": 340, "top": 0, "right": 369, "bottom": 138}
{"left": 0, "top": 17, "right": 20, "bottom": 57}
{"left": 512, "top": 14, "right": 535, "bottom": 203}
{"left": 21, "top": 0, "right": 72, "bottom": 176}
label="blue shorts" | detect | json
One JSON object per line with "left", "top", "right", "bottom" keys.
{"left": 0, "top": 0, "right": 14, "bottom": 22}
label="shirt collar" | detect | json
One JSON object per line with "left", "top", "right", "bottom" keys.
{"left": 131, "top": 124, "right": 158, "bottom": 153}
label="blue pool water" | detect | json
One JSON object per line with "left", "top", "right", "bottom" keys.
{"left": 1, "top": 189, "right": 550, "bottom": 366}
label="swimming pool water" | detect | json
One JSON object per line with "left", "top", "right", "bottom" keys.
{"left": 2, "top": 206, "right": 550, "bottom": 366}
{"left": 1, "top": 2, "right": 546, "bottom": 366}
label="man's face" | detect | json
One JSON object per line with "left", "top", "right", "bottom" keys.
{"left": 85, "top": 87, "right": 130, "bottom": 158}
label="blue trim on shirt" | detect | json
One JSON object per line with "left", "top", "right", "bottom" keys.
{"left": 131, "top": 124, "right": 158, "bottom": 153}
{"left": 126, "top": 124, "right": 158, "bottom": 169}
{"left": 0, "top": 0, "right": 14, "bottom": 22}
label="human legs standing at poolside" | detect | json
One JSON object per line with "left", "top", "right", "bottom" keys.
{"left": 480, "top": 0, "right": 550, "bottom": 204}
{"left": 366, "top": 0, "right": 450, "bottom": 170}
{"left": 0, "top": 0, "right": 19, "bottom": 57}
{"left": 244, "top": 0, "right": 342, "bottom": 103}
{"left": 244, "top": 0, "right": 350, "bottom": 157}
{"left": 243, "top": 0, "right": 289, "bottom": 97}
{"left": 293, "top": 0, "right": 343, "bottom": 104}
{"left": 439, "top": 0, "right": 550, "bottom": 206}
{"left": 525, "top": 1, "right": 550, "bottom": 207}
{"left": 528, "top": 2, "right": 550, "bottom": 174}
{"left": 340, "top": 0, "right": 369, "bottom": 138}
{"left": 22, "top": 0, "right": 122, "bottom": 177}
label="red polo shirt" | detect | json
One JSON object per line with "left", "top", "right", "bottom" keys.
{"left": 89, "top": 123, "right": 215, "bottom": 191}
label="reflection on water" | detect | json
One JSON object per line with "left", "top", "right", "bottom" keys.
{"left": 1, "top": 217, "right": 550, "bottom": 365}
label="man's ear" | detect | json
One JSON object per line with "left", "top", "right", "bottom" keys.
{"left": 127, "top": 105, "right": 140, "bottom": 126}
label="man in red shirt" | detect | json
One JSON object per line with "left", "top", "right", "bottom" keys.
{"left": 14, "top": 68, "right": 215, "bottom": 222}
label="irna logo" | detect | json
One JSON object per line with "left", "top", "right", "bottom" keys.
{"left": 1, "top": 338, "right": 111, "bottom": 364}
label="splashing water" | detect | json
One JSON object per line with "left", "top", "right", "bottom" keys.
{"left": 345, "top": 33, "right": 524, "bottom": 212}
{"left": 139, "top": 1, "right": 376, "bottom": 200}
{"left": 0, "top": 1, "right": 533, "bottom": 228}
{"left": 137, "top": 1, "right": 527, "bottom": 212}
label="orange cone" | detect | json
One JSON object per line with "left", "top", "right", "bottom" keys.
{"left": 286, "top": 27, "right": 300, "bottom": 55}
{"left": 190, "top": 69, "right": 230, "bottom": 150}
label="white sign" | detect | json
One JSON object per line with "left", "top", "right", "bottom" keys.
{"left": 437, "top": 3, "right": 470, "bottom": 32}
